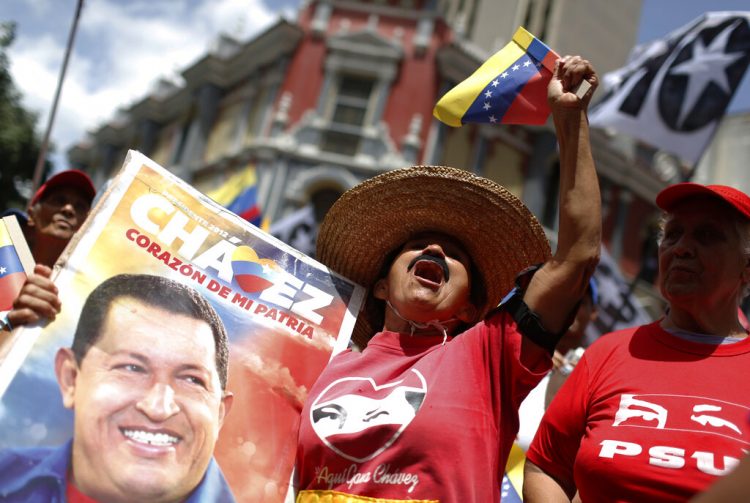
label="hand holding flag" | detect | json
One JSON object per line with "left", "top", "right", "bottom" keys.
{"left": 4, "top": 264, "right": 60, "bottom": 330}
{"left": 548, "top": 55, "right": 598, "bottom": 112}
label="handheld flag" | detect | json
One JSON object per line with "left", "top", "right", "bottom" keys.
{"left": 589, "top": 12, "right": 750, "bottom": 165}
{"left": 0, "top": 216, "right": 34, "bottom": 312}
{"left": 500, "top": 443, "right": 526, "bottom": 502}
{"left": 207, "top": 165, "right": 267, "bottom": 230}
{"left": 434, "top": 26, "right": 559, "bottom": 127}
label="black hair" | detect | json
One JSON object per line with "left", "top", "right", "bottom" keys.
{"left": 71, "top": 274, "right": 230, "bottom": 389}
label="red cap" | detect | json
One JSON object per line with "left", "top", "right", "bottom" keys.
{"left": 656, "top": 183, "right": 750, "bottom": 221}
{"left": 31, "top": 170, "right": 96, "bottom": 207}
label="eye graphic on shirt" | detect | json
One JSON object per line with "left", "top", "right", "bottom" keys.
{"left": 612, "top": 393, "right": 749, "bottom": 445}
{"left": 310, "top": 369, "right": 427, "bottom": 462}
{"left": 690, "top": 405, "right": 742, "bottom": 435}
{"left": 313, "top": 404, "right": 348, "bottom": 429}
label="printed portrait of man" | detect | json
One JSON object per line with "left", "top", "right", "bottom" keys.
{"left": 310, "top": 369, "right": 427, "bottom": 463}
{"left": 0, "top": 273, "right": 235, "bottom": 502}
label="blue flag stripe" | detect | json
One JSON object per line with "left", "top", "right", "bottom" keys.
{"left": 227, "top": 185, "right": 258, "bottom": 215}
{"left": 500, "top": 473, "right": 524, "bottom": 502}
{"left": 526, "top": 37, "right": 552, "bottom": 66}
{"left": 0, "top": 244, "right": 25, "bottom": 278}
{"left": 462, "top": 53, "right": 541, "bottom": 124}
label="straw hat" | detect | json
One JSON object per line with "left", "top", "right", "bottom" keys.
{"left": 317, "top": 165, "right": 551, "bottom": 348}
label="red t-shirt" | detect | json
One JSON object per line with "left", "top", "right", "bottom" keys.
{"left": 296, "top": 310, "right": 550, "bottom": 502}
{"left": 528, "top": 322, "right": 750, "bottom": 502}
{"left": 66, "top": 475, "right": 99, "bottom": 503}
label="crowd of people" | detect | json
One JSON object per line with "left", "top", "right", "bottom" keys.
{"left": 0, "top": 52, "right": 748, "bottom": 503}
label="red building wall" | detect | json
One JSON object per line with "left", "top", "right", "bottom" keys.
{"left": 276, "top": 2, "right": 455, "bottom": 162}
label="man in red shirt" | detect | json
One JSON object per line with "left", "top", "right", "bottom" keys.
{"left": 1, "top": 170, "right": 95, "bottom": 332}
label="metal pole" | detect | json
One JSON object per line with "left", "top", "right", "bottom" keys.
{"left": 28, "top": 0, "right": 84, "bottom": 203}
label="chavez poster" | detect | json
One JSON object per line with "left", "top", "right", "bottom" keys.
{"left": 0, "top": 151, "right": 365, "bottom": 502}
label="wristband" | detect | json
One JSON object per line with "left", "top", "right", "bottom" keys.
{"left": 497, "top": 264, "right": 576, "bottom": 355}
{"left": 502, "top": 288, "right": 564, "bottom": 355}
{"left": 0, "top": 311, "right": 12, "bottom": 332}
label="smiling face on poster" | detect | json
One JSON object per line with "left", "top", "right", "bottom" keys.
{"left": 53, "top": 274, "right": 233, "bottom": 502}
{"left": 0, "top": 151, "right": 364, "bottom": 502}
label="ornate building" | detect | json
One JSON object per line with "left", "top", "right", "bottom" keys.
{"left": 68, "top": 0, "right": 666, "bottom": 319}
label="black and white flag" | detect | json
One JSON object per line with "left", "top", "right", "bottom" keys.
{"left": 586, "top": 246, "right": 653, "bottom": 344}
{"left": 590, "top": 12, "right": 750, "bottom": 165}
{"left": 270, "top": 204, "right": 318, "bottom": 258}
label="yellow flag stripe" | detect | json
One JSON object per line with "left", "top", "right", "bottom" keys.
{"left": 505, "top": 442, "right": 526, "bottom": 495}
{"left": 512, "top": 26, "right": 534, "bottom": 50}
{"left": 206, "top": 166, "right": 257, "bottom": 205}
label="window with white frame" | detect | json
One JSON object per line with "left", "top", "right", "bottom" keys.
{"left": 320, "top": 74, "right": 375, "bottom": 156}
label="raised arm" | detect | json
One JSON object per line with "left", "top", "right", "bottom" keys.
{"left": 523, "top": 56, "right": 601, "bottom": 338}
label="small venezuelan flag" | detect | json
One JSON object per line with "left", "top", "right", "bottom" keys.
{"left": 207, "top": 166, "right": 268, "bottom": 230}
{"left": 0, "top": 220, "right": 29, "bottom": 311}
{"left": 500, "top": 443, "right": 526, "bottom": 502}
{"left": 434, "top": 26, "right": 559, "bottom": 127}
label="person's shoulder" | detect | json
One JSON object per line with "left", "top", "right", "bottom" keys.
{"left": 186, "top": 457, "right": 236, "bottom": 503}
{"left": 585, "top": 322, "right": 656, "bottom": 355}
{"left": 0, "top": 445, "right": 53, "bottom": 467}
{"left": 0, "top": 445, "right": 56, "bottom": 487}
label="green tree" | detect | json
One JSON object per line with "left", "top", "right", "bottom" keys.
{"left": 0, "top": 21, "right": 49, "bottom": 211}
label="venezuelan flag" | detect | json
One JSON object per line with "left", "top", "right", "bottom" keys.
{"left": 434, "top": 26, "right": 559, "bottom": 127}
{"left": 500, "top": 442, "right": 526, "bottom": 502}
{"left": 207, "top": 166, "right": 268, "bottom": 230}
{"left": 0, "top": 220, "right": 28, "bottom": 311}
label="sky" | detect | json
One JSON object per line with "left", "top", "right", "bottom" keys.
{"left": 3, "top": 0, "right": 750, "bottom": 173}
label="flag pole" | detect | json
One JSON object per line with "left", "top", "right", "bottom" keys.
{"left": 28, "top": 0, "right": 85, "bottom": 203}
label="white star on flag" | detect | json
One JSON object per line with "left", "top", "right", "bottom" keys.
{"left": 261, "top": 263, "right": 274, "bottom": 275}
{"left": 489, "top": 115, "right": 498, "bottom": 123}
{"left": 512, "top": 64, "right": 520, "bottom": 71}
{"left": 0, "top": 266, "right": 6, "bottom": 275}
{"left": 483, "top": 102, "right": 491, "bottom": 110}
{"left": 523, "top": 60, "right": 531, "bottom": 67}
{"left": 484, "top": 90, "right": 492, "bottom": 98}
{"left": 669, "top": 19, "right": 745, "bottom": 127}
{"left": 501, "top": 72, "right": 509, "bottom": 79}
{"left": 491, "top": 79, "right": 499, "bottom": 87}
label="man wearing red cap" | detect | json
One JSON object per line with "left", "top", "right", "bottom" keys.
{"left": 1, "top": 170, "right": 95, "bottom": 332}
{"left": 27, "top": 169, "right": 96, "bottom": 267}
{"left": 525, "top": 183, "right": 750, "bottom": 502}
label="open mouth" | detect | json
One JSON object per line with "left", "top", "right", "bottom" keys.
{"left": 408, "top": 255, "right": 449, "bottom": 284}
{"left": 121, "top": 428, "right": 181, "bottom": 447}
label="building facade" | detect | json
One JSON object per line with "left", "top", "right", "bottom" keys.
{"left": 68, "top": 0, "right": 667, "bottom": 318}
